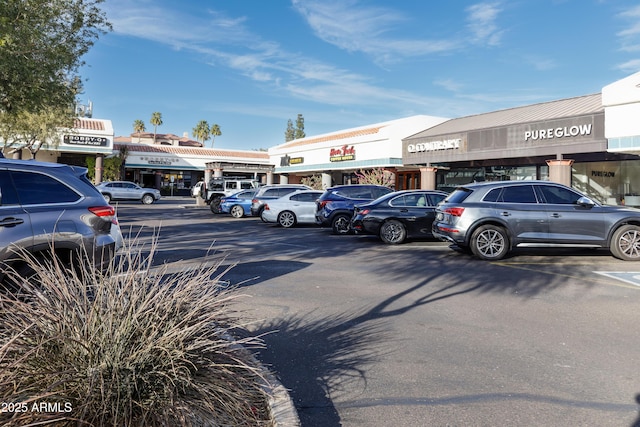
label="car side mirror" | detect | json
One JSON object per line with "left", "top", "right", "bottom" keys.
{"left": 576, "top": 196, "right": 595, "bottom": 207}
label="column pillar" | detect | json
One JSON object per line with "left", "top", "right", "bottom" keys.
{"left": 419, "top": 167, "right": 437, "bottom": 190}
{"left": 279, "top": 174, "right": 289, "bottom": 184}
{"left": 213, "top": 167, "right": 223, "bottom": 178}
{"left": 322, "top": 173, "right": 332, "bottom": 189}
{"left": 546, "top": 159, "right": 573, "bottom": 187}
{"left": 95, "top": 154, "right": 104, "bottom": 184}
{"left": 266, "top": 171, "right": 273, "bottom": 185}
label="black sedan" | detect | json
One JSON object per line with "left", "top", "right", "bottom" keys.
{"left": 351, "top": 190, "right": 448, "bottom": 244}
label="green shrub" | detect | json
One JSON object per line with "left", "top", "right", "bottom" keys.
{"left": 0, "top": 240, "right": 272, "bottom": 426}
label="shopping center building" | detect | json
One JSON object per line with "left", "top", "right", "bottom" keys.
{"left": 267, "top": 115, "right": 448, "bottom": 189}
{"left": 402, "top": 70, "right": 640, "bottom": 206}
{"left": 5, "top": 71, "right": 640, "bottom": 201}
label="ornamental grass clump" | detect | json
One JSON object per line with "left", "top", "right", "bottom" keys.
{"left": 0, "top": 240, "right": 272, "bottom": 427}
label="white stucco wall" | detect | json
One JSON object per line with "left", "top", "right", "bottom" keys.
{"left": 603, "top": 71, "right": 640, "bottom": 139}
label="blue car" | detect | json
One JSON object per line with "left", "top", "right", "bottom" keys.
{"left": 220, "top": 189, "right": 257, "bottom": 218}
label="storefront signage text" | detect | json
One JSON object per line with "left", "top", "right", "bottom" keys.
{"left": 280, "top": 155, "right": 304, "bottom": 166}
{"left": 140, "top": 156, "right": 180, "bottom": 166}
{"left": 407, "top": 138, "right": 461, "bottom": 153}
{"left": 63, "top": 135, "right": 108, "bottom": 146}
{"left": 524, "top": 124, "right": 592, "bottom": 141}
{"left": 330, "top": 145, "right": 356, "bottom": 162}
{"left": 591, "top": 170, "right": 615, "bottom": 178}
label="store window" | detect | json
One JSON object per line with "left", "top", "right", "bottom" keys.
{"left": 572, "top": 160, "right": 640, "bottom": 206}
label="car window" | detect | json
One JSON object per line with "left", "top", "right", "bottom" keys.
{"left": 263, "top": 189, "right": 281, "bottom": 197}
{"left": 483, "top": 188, "right": 501, "bottom": 202}
{"left": 537, "top": 185, "right": 582, "bottom": 204}
{"left": 427, "top": 193, "right": 446, "bottom": 206}
{"left": 292, "top": 193, "right": 318, "bottom": 202}
{"left": 500, "top": 185, "right": 537, "bottom": 203}
{"left": 277, "top": 188, "right": 297, "bottom": 196}
{"left": 445, "top": 188, "right": 472, "bottom": 204}
{"left": 237, "top": 190, "right": 254, "bottom": 199}
{"left": 391, "top": 194, "right": 420, "bottom": 207}
{"left": 124, "top": 183, "right": 136, "bottom": 189}
{"left": 0, "top": 170, "right": 19, "bottom": 205}
{"left": 241, "top": 182, "right": 253, "bottom": 189}
{"left": 225, "top": 182, "right": 236, "bottom": 190}
{"left": 11, "top": 171, "right": 81, "bottom": 204}
{"left": 372, "top": 187, "right": 392, "bottom": 198}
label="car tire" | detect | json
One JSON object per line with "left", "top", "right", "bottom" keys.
{"left": 278, "top": 211, "right": 296, "bottom": 228}
{"left": 141, "top": 194, "right": 155, "bottom": 205}
{"left": 210, "top": 197, "right": 222, "bottom": 214}
{"left": 230, "top": 205, "right": 244, "bottom": 218}
{"left": 102, "top": 193, "right": 112, "bottom": 204}
{"left": 470, "top": 224, "right": 509, "bottom": 260}
{"left": 610, "top": 224, "right": 640, "bottom": 261}
{"left": 379, "top": 220, "right": 406, "bottom": 244}
{"left": 331, "top": 214, "right": 352, "bottom": 235}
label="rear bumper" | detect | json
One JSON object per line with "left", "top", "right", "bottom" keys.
{"left": 432, "top": 223, "right": 464, "bottom": 244}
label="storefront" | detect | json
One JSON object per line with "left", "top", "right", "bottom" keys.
{"left": 269, "top": 115, "right": 447, "bottom": 189}
{"left": 115, "top": 138, "right": 271, "bottom": 195}
{"left": 402, "top": 89, "right": 640, "bottom": 205}
{"left": 5, "top": 118, "right": 114, "bottom": 178}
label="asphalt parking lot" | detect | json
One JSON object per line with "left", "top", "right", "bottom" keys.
{"left": 116, "top": 198, "right": 640, "bottom": 427}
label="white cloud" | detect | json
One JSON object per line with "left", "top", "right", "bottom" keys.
{"left": 465, "top": 2, "right": 504, "bottom": 46}
{"left": 616, "top": 59, "right": 640, "bottom": 73}
{"left": 291, "top": 0, "right": 461, "bottom": 64}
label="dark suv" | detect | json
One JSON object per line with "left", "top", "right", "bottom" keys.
{"left": 432, "top": 180, "right": 640, "bottom": 261}
{"left": 0, "top": 159, "right": 123, "bottom": 285}
{"left": 315, "top": 184, "right": 393, "bottom": 234}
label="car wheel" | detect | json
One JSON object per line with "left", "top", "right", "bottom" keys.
{"left": 210, "top": 197, "right": 222, "bottom": 214}
{"left": 278, "top": 211, "right": 296, "bottom": 228}
{"left": 379, "top": 220, "right": 406, "bottom": 244}
{"left": 102, "top": 193, "right": 112, "bottom": 203}
{"left": 331, "top": 214, "right": 352, "bottom": 235}
{"left": 610, "top": 224, "right": 640, "bottom": 261}
{"left": 230, "top": 205, "right": 244, "bottom": 218}
{"left": 470, "top": 224, "right": 509, "bottom": 260}
{"left": 141, "top": 194, "right": 155, "bottom": 205}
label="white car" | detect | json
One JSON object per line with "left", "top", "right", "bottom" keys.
{"left": 261, "top": 190, "right": 323, "bottom": 228}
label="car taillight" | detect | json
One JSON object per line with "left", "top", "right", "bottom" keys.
{"left": 263, "top": 204, "right": 270, "bottom": 211}
{"left": 89, "top": 206, "right": 118, "bottom": 224}
{"left": 444, "top": 207, "right": 465, "bottom": 217}
{"left": 252, "top": 198, "right": 258, "bottom": 203}
{"left": 359, "top": 208, "right": 371, "bottom": 215}
{"left": 317, "top": 200, "right": 328, "bottom": 209}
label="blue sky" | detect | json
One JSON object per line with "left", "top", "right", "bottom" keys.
{"left": 80, "top": 0, "right": 640, "bottom": 150}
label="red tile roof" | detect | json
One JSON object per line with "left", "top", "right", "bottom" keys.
{"left": 74, "top": 118, "right": 105, "bottom": 131}
{"left": 114, "top": 142, "right": 269, "bottom": 159}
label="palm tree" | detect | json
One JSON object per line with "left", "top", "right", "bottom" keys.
{"left": 192, "top": 120, "right": 211, "bottom": 146}
{"left": 132, "top": 119, "right": 145, "bottom": 143}
{"left": 150, "top": 112, "right": 163, "bottom": 144}
{"left": 210, "top": 124, "right": 221, "bottom": 148}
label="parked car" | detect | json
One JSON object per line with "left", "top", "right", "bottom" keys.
{"left": 191, "top": 180, "right": 205, "bottom": 198}
{"left": 351, "top": 190, "right": 448, "bottom": 244}
{"left": 250, "top": 184, "right": 312, "bottom": 218}
{"left": 315, "top": 184, "right": 393, "bottom": 234}
{"left": 220, "top": 189, "right": 257, "bottom": 218}
{"left": 205, "top": 177, "right": 261, "bottom": 213}
{"left": 95, "top": 181, "right": 161, "bottom": 204}
{"left": 432, "top": 180, "right": 640, "bottom": 261}
{"left": 261, "top": 190, "right": 323, "bottom": 227}
{"left": 0, "top": 159, "right": 123, "bottom": 288}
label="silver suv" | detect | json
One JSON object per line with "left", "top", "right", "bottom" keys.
{"left": 95, "top": 181, "right": 161, "bottom": 204}
{"left": 0, "top": 159, "right": 123, "bottom": 286}
{"left": 432, "top": 180, "right": 640, "bottom": 261}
